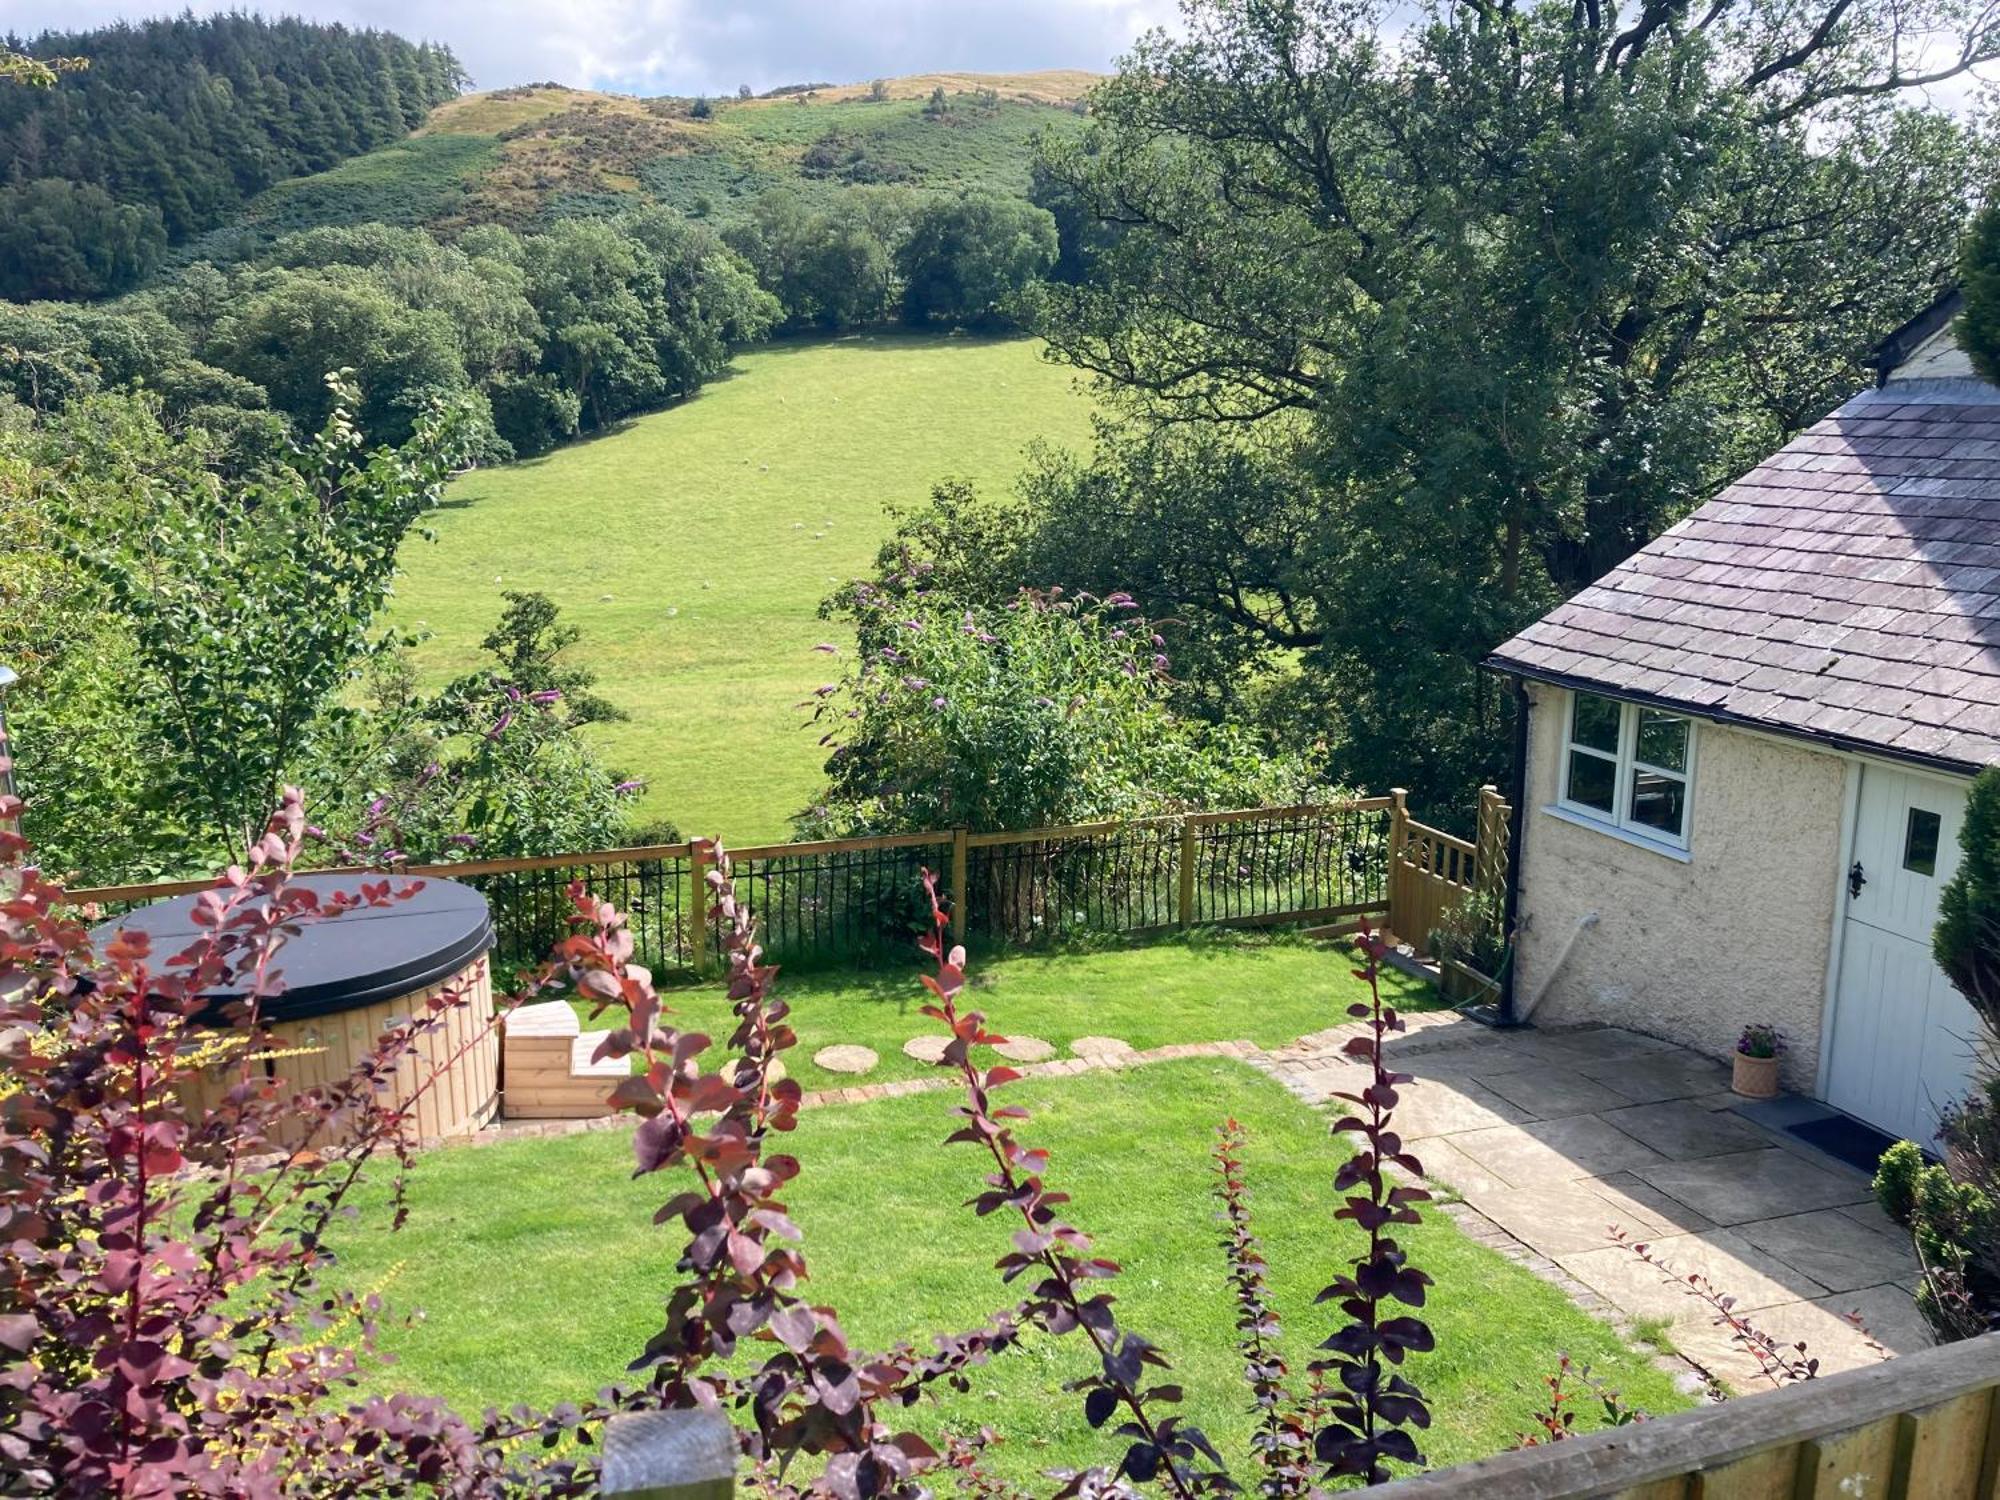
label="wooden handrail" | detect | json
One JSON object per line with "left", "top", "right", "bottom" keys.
{"left": 63, "top": 843, "right": 701, "bottom": 905}
{"left": 1400, "top": 818, "right": 1476, "bottom": 858}
{"left": 720, "top": 830, "right": 954, "bottom": 861}
{"left": 60, "top": 797, "right": 1395, "bottom": 911}
{"left": 966, "top": 798, "right": 1392, "bottom": 848}
{"left": 590, "top": 1337, "right": 2000, "bottom": 1498}
{"left": 1375, "top": 1332, "right": 2000, "bottom": 1498}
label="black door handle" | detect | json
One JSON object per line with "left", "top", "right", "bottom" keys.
{"left": 1849, "top": 860, "right": 1868, "bottom": 900}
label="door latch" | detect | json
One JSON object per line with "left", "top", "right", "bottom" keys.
{"left": 1849, "top": 860, "right": 1868, "bottom": 900}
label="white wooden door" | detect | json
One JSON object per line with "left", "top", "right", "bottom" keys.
{"left": 1825, "top": 765, "right": 1978, "bottom": 1145}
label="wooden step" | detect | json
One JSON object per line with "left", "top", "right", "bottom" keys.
{"left": 501, "top": 1000, "right": 628, "bottom": 1120}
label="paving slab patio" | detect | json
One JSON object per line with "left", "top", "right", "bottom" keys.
{"left": 1262, "top": 1015, "right": 1931, "bottom": 1390}
{"left": 1731, "top": 1208, "right": 1921, "bottom": 1295}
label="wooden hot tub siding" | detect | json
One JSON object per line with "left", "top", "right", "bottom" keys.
{"left": 181, "top": 958, "right": 500, "bottom": 1143}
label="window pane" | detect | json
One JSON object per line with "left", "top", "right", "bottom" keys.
{"left": 1636, "top": 709, "right": 1688, "bottom": 772}
{"left": 1566, "top": 749, "right": 1616, "bottom": 813}
{"left": 1904, "top": 807, "right": 1942, "bottom": 876}
{"left": 1571, "top": 692, "right": 1622, "bottom": 754}
{"left": 1629, "top": 768, "right": 1687, "bottom": 838}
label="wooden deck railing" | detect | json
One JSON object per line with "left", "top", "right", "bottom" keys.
{"left": 62, "top": 792, "right": 1507, "bottom": 975}
{"left": 1386, "top": 785, "right": 1511, "bottom": 960}
{"left": 595, "top": 1333, "right": 2000, "bottom": 1499}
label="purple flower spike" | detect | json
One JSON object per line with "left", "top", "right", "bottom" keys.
{"left": 529, "top": 689, "right": 562, "bottom": 704}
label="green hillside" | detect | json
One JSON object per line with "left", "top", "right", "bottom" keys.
{"left": 171, "top": 74, "right": 1091, "bottom": 263}
{"left": 390, "top": 332, "right": 1095, "bottom": 842}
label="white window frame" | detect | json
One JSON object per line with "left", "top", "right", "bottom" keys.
{"left": 1554, "top": 690, "right": 1697, "bottom": 855}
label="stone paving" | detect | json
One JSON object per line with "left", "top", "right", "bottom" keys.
{"left": 1261, "top": 1015, "right": 1928, "bottom": 1390}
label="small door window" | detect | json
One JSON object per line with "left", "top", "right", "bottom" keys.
{"left": 1903, "top": 807, "right": 1942, "bottom": 876}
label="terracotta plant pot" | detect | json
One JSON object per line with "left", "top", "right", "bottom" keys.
{"left": 1732, "top": 1052, "right": 1780, "bottom": 1099}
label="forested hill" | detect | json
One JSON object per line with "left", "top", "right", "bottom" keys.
{"left": 0, "top": 15, "right": 464, "bottom": 300}
{"left": 164, "top": 73, "right": 1092, "bottom": 271}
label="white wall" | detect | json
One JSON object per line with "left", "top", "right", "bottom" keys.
{"left": 1514, "top": 680, "right": 1849, "bottom": 1092}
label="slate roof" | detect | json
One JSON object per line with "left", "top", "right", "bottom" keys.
{"left": 1487, "top": 378, "right": 2000, "bottom": 773}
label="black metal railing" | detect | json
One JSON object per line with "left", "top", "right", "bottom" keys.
{"left": 66, "top": 799, "right": 1417, "bottom": 978}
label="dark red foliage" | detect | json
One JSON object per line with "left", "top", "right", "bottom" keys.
{"left": 1613, "top": 1229, "right": 1871, "bottom": 1392}
{"left": 1309, "top": 926, "right": 1434, "bottom": 1485}
{"left": 584, "top": 844, "right": 1024, "bottom": 1500}
{"left": 1214, "top": 1119, "right": 1315, "bottom": 1499}
{"left": 915, "top": 871, "right": 1229, "bottom": 1498}
{"left": 0, "top": 788, "right": 589, "bottom": 1497}
{"left": 1513, "top": 1353, "right": 1642, "bottom": 1447}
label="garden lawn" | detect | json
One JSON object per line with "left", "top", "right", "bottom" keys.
{"left": 330, "top": 1059, "right": 1690, "bottom": 1482}
{"left": 388, "top": 332, "right": 1093, "bottom": 842}
{"left": 604, "top": 928, "right": 1442, "bottom": 1094}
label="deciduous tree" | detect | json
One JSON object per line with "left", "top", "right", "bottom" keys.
{"left": 1029, "top": 0, "right": 1995, "bottom": 809}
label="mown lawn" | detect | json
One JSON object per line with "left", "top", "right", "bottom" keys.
{"left": 389, "top": 332, "right": 1093, "bottom": 842}
{"left": 615, "top": 928, "right": 1440, "bottom": 1094}
{"left": 331, "top": 1059, "right": 1689, "bottom": 1483}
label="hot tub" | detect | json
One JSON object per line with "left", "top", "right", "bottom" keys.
{"left": 98, "top": 872, "right": 500, "bottom": 1143}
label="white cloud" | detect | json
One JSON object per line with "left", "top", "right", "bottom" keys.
{"left": 2, "top": 0, "right": 1180, "bottom": 95}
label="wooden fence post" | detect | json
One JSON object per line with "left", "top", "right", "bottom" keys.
{"left": 950, "top": 827, "right": 968, "bottom": 945}
{"left": 1474, "top": 785, "right": 1510, "bottom": 902}
{"left": 598, "top": 1407, "right": 736, "bottom": 1500}
{"left": 688, "top": 843, "right": 709, "bottom": 977}
{"left": 1177, "top": 818, "right": 1197, "bottom": 929}
{"left": 1385, "top": 788, "right": 1410, "bottom": 940}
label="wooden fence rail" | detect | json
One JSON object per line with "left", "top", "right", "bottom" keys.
{"left": 594, "top": 1332, "right": 2000, "bottom": 1499}
{"left": 63, "top": 792, "right": 1508, "bottom": 975}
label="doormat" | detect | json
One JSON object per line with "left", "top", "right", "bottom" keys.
{"left": 1785, "top": 1114, "right": 1901, "bottom": 1176}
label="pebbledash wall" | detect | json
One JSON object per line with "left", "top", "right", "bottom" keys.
{"left": 1513, "top": 679, "right": 1846, "bottom": 1092}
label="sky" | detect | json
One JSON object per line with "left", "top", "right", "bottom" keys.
{"left": 0, "top": 0, "right": 1180, "bottom": 96}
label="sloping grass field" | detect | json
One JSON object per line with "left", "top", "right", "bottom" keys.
{"left": 390, "top": 333, "right": 1094, "bottom": 840}
{"left": 331, "top": 1058, "right": 1690, "bottom": 1481}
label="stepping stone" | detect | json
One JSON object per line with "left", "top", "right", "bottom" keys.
{"left": 995, "top": 1035, "right": 1055, "bottom": 1063}
{"left": 901, "top": 1035, "right": 950, "bottom": 1064}
{"left": 1071, "top": 1035, "right": 1134, "bottom": 1061}
{"left": 814, "top": 1044, "right": 879, "bottom": 1075}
